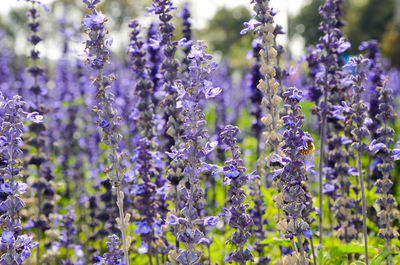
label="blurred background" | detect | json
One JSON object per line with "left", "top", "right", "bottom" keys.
{"left": 1, "top": 0, "right": 399, "bottom": 70}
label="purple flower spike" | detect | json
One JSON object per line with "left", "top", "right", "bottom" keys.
{"left": 220, "top": 125, "right": 254, "bottom": 264}
{"left": 0, "top": 94, "right": 39, "bottom": 264}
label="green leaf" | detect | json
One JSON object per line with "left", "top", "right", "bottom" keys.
{"left": 370, "top": 250, "right": 398, "bottom": 265}
{"left": 350, "top": 262, "right": 365, "bottom": 265}
{"left": 324, "top": 245, "right": 378, "bottom": 265}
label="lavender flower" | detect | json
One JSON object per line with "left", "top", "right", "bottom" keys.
{"left": 130, "top": 138, "right": 165, "bottom": 264}
{"left": 372, "top": 79, "right": 399, "bottom": 251}
{"left": 307, "top": 0, "right": 350, "bottom": 248}
{"left": 128, "top": 20, "right": 155, "bottom": 141}
{"left": 168, "top": 42, "right": 220, "bottom": 265}
{"left": 359, "top": 40, "right": 385, "bottom": 136}
{"left": 244, "top": 0, "right": 283, "bottom": 167}
{"left": 247, "top": 38, "right": 264, "bottom": 158}
{"left": 50, "top": 208, "right": 85, "bottom": 264}
{"left": 179, "top": 3, "right": 193, "bottom": 76}
{"left": 23, "top": 2, "right": 55, "bottom": 263}
{"left": 148, "top": 0, "right": 181, "bottom": 149}
{"left": 146, "top": 22, "right": 164, "bottom": 105}
{"left": 0, "top": 93, "right": 41, "bottom": 264}
{"left": 94, "top": 234, "right": 124, "bottom": 265}
{"left": 347, "top": 56, "right": 371, "bottom": 264}
{"left": 81, "top": 1, "right": 130, "bottom": 263}
{"left": 128, "top": 20, "right": 170, "bottom": 262}
{"left": 273, "top": 87, "right": 315, "bottom": 265}
{"left": 149, "top": 1, "right": 186, "bottom": 235}
{"left": 220, "top": 125, "right": 254, "bottom": 265}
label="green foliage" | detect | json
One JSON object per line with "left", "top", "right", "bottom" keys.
{"left": 290, "top": 0, "right": 322, "bottom": 46}
{"left": 198, "top": 6, "right": 252, "bottom": 68}
{"left": 324, "top": 245, "right": 378, "bottom": 265}
{"left": 370, "top": 250, "right": 398, "bottom": 265}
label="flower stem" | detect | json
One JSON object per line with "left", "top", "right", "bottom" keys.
{"left": 357, "top": 151, "right": 369, "bottom": 265}
{"left": 36, "top": 166, "right": 41, "bottom": 265}
{"left": 318, "top": 90, "right": 328, "bottom": 252}
{"left": 310, "top": 236, "right": 317, "bottom": 265}
{"left": 116, "top": 188, "right": 130, "bottom": 265}
{"left": 147, "top": 251, "right": 153, "bottom": 265}
{"left": 291, "top": 239, "right": 300, "bottom": 265}
{"left": 297, "top": 235, "right": 306, "bottom": 265}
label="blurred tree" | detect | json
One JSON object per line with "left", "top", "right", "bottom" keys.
{"left": 346, "top": 0, "right": 394, "bottom": 51}
{"left": 0, "top": 0, "right": 150, "bottom": 58}
{"left": 197, "top": 6, "right": 252, "bottom": 69}
{"left": 382, "top": 23, "right": 400, "bottom": 68}
{"left": 290, "top": 0, "right": 321, "bottom": 47}
{"left": 291, "top": 0, "right": 399, "bottom": 67}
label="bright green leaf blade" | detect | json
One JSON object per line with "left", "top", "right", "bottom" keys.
{"left": 370, "top": 250, "right": 398, "bottom": 265}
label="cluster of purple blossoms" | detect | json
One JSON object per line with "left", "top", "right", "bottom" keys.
{"left": 0, "top": 93, "right": 41, "bottom": 264}
{"left": 372, "top": 79, "right": 400, "bottom": 248}
{"left": 247, "top": 38, "right": 264, "bottom": 158}
{"left": 128, "top": 19, "right": 170, "bottom": 264}
{"left": 94, "top": 234, "right": 124, "bottom": 265}
{"left": 359, "top": 40, "right": 386, "bottom": 137}
{"left": 305, "top": 0, "right": 351, "bottom": 248}
{"left": 131, "top": 138, "right": 166, "bottom": 263}
{"left": 179, "top": 3, "right": 193, "bottom": 76}
{"left": 2, "top": 0, "right": 400, "bottom": 264}
{"left": 346, "top": 56, "right": 372, "bottom": 264}
{"left": 148, "top": 0, "right": 180, "bottom": 147}
{"left": 81, "top": 0, "right": 130, "bottom": 264}
{"left": 148, "top": 1, "right": 186, "bottom": 224}
{"left": 243, "top": 1, "right": 287, "bottom": 263}
{"left": 167, "top": 42, "right": 220, "bottom": 265}
{"left": 146, "top": 22, "right": 164, "bottom": 105}
{"left": 220, "top": 125, "right": 254, "bottom": 265}
{"left": 273, "top": 87, "right": 316, "bottom": 265}
{"left": 49, "top": 208, "right": 85, "bottom": 265}
{"left": 23, "top": 2, "right": 56, "bottom": 263}
{"left": 128, "top": 20, "right": 155, "bottom": 141}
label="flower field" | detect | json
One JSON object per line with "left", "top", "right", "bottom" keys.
{"left": 1, "top": 0, "right": 400, "bottom": 264}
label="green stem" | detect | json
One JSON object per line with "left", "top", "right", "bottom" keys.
{"left": 357, "top": 151, "right": 369, "bottom": 265}
{"left": 310, "top": 236, "right": 317, "bottom": 265}
{"left": 297, "top": 235, "right": 306, "bottom": 265}
{"left": 116, "top": 187, "right": 130, "bottom": 265}
{"left": 318, "top": 90, "right": 328, "bottom": 251}
{"left": 36, "top": 166, "right": 41, "bottom": 265}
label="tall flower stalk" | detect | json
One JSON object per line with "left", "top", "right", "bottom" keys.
{"left": 242, "top": 0, "right": 283, "bottom": 158}
{"left": 220, "top": 125, "right": 254, "bottom": 265}
{"left": 245, "top": 37, "right": 270, "bottom": 264}
{"left": 179, "top": 2, "right": 193, "bottom": 77}
{"left": 247, "top": 38, "right": 264, "bottom": 159}
{"left": 148, "top": 2, "right": 185, "bottom": 240}
{"left": 347, "top": 57, "right": 371, "bottom": 264}
{"left": 128, "top": 19, "right": 166, "bottom": 264}
{"left": 24, "top": 2, "right": 55, "bottom": 264}
{"left": 146, "top": 22, "right": 163, "bottom": 106}
{"left": 311, "top": 0, "right": 350, "bottom": 249}
{"left": 148, "top": 0, "right": 181, "bottom": 151}
{"left": 372, "top": 79, "right": 400, "bottom": 258}
{"left": 0, "top": 93, "right": 41, "bottom": 264}
{"left": 81, "top": 0, "right": 130, "bottom": 264}
{"left": 167, "top": 42, "right": 221, "bottom": 265}
{"left": 273, "top": 87, "right": 316, "bottom": 265}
